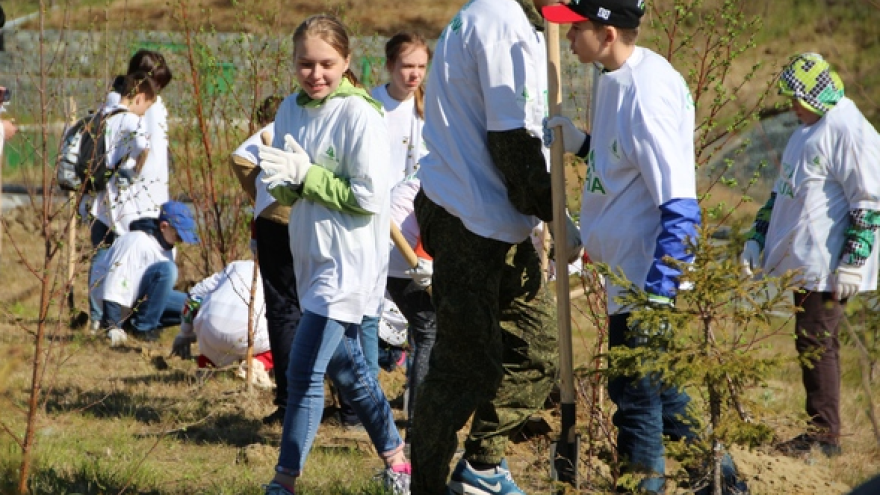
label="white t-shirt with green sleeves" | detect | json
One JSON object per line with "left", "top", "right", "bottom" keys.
{"left": 763, "top": 97, "right": 880, "bottom": 292}
{"left": 273, "top": 93, "right": 392, "bottom": 323}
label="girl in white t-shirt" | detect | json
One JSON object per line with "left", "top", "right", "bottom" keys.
{"left": 258, "top": 15, "right": 409, "bottom": 495}
{"left": 370, "top": 34, "right": 434, "bottom": 444}
{"left": 371, "top": 31, "right": 430, "bottom": 185}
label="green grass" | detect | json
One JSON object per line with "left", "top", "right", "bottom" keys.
{"left": 0, "top": 332, "right": 396, "bottom": 495}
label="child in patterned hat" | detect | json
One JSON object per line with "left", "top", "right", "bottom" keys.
{"left": 742, "top": 53, "right": 880, "bottom": 457}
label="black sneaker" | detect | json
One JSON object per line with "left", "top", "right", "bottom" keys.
{"left": 129, "top": 328, "right": 162, "bottom": 342}
{"left": 777, "top": 434, "right": 841, "bottom": 458}
{"left": 262, "top": 408, "right": 286, "bottom": 426}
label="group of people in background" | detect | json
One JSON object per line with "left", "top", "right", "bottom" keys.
{"left": 76, "top": 0, "right": 880, "bottom": 494}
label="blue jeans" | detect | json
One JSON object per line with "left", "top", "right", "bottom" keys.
{"left": 102, "top": 261, "right": 186, "bottom": 332}
{"left": 276, "top": 311, "right": 403, "bottom": 476}
{"left": 608, "top": 313, "right": 694, "bottom": 494}
{"left": 338, "top": 314, "right": 382, "bottom": 426}
{"left": 89, "top": 220, "right": 117, "bottom": 323}
{"left": 386, "top": 276, "right": 436, "bottom": 440}
{"left": 361, "top": 314, "right": 380, "bottom": 380}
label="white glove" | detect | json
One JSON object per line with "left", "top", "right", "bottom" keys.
{"left": 405, "top": 258, "right": 433, "bottom": 289}
{"left": 258, "top": 134, "right": 312, "bottom": 186}
{"left": 543, "top": 116, "right": 587, "bottom": 154}
{"left": 740, "top": 240, "right": 761, "bottom": 277}
{"left": 550, "top": 214, "right": 584, "bottom": 264}
{"left": 835, "top": 264, "right": 862, "bottom": 300}
{"left": 171, "top": 333, "right": 197, "bottom": 360}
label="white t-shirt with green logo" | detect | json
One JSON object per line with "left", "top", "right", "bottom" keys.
{"left": 189, "top": 260, "right": 271, "bottom": 368}
{"left": 578, "top": 47, "right": 697, "bottom": 314}
{"left": 273, "top": 94, "right": 392, "bottom": 323}
{"left": 763, "top": 97, "right": 880, "bottom": 291}
{"left": 419, "top": 0, "right": 549, "bottom": 243}
{"left": 372, "top": 84, "right": 426, "bottom": 184}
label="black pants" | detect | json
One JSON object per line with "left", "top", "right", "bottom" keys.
{"left": 255, "top": 217, "right": 301, "bottom": 409}
{"left": 386, "top": 275, "right": 436, "bottom": 439}
{"left": 794, "top": 290, "right": 844, "bottom": 441}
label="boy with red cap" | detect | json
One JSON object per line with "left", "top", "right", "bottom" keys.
{"left": 543, "top": 0, "right": 746, "bottom": 492}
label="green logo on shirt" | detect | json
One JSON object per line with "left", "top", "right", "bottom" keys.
{"left": 778, "top": 161, "right": 795, "bottom": 198}
{"left": 325, "top": 146, "right": 335, "bottom": 159}
{"left": 586, "top": 149, "right": 607, "bottom": 195}
{"left": 610, "top": 139, "right": 620, "bottom": 160}
{"left": 441, "top": 0, "right": 475, "bottom": 40}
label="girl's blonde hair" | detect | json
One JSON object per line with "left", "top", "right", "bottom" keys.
{"left": 293, "top": 14, "right": 364, "bottom": 89}
{"left": 385, "top": 32, "right": 432, "bottom": 119}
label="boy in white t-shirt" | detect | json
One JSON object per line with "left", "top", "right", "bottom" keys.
{"left": 89, "top": 72, "right": 156, "bottom": 236}
{"left": 95, "top": 201, "right": 199, "bottom": 346}
{"left": 741, "top": 53, "right": 880, "bottom": 457}
{"left": 170, "top": 260, "right": 275, "bottom": 389}
{"left": 544, "top": 0, "right": 745, "bottom": 492}
{"left": 412, "top": 0, "right": 582, "bottom": 493}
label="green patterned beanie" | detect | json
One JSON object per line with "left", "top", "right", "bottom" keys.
{"left": 778, "top": 53, "right": 844, "bottom": 116}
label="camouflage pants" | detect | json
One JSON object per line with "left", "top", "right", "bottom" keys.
{"left": 410, "top": 191, "right": 558, "bottom": 495}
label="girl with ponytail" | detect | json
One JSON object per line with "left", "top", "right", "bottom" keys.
{"left": 259, "top": 14, "right": 410, "bottom": 495}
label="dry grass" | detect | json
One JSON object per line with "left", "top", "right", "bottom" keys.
{"left": 2, "top": 203, "right": 880, "bottom": 493}
{"left": 24, "top": 0, "right": 459, "bottom": 38}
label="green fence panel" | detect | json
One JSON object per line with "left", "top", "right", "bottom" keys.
{"left": 359, "top": 56, "right": 385, "bottom": 88}
{"left": 3, "top": 131, "right": 60, "bottom": 171}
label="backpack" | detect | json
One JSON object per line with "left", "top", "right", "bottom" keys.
{"left": 56, "top": 108, "right": 129, "bottom": 192}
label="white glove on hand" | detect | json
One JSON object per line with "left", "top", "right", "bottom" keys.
{"left": 740, "top": 240, "right": 761, "bottom": 277}
{"left": 171, "top": 333, "right": 197, "bottom": 360}
{"left": 258, "top": 134, "right": 312, "bottom": 186}
{"left": 550, "top": 214, "right": 584, "bottom": 264}
{"left": 543, "top": 115, "right": 587, "bottom": 154}
{"left": 835, "top": 264, "right": 862, "bottom": 300}
{"left": 405, "top": 258, "right": 433, "bottom": 290}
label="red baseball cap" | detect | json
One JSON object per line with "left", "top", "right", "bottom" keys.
{"left": 543, "top": 0, "right": 645, "bottom": 28}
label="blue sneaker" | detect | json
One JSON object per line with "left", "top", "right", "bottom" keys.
{"left": 263, "top": 481, "right": 294, "bottom": 495}
{"left": 448, "top": 459, "right": 525, "bottom": 495}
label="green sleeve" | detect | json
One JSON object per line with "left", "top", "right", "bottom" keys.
{"left": 841, "top": 209, "right": 880, "bottom": 267}
{"left": 747, "top": 192, "right": 776, "bottom": 249}
{"left": 300, "top": 166, "right": 371, "bottom": 216}
{"left": 268, "top": 184, "right": 302, "bottom": 207}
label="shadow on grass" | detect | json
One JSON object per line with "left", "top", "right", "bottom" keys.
{"left": 166, "top": 412, "right": 265, "bottom": 447}
{"left": 44, "top": 386, "right": 173, "bottom": 423}
{"left": 1, "top": 463, "right": 164, "bottom": 495}
{"left": 117, "top": 370, "right": 196, "bottom": 387}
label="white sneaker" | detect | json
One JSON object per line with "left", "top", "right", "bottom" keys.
{"left": 107, "top": 327, "right": 128, "bottom": 347}
{"left": 382, "top": 466, "right": 411, "bottom": 495}
{"left": 89, "top": 320, "right": 101, "bottom": 335}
